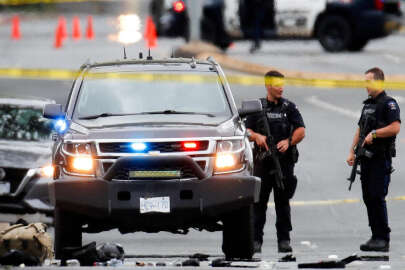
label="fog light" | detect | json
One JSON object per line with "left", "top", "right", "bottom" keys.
{"left": 72, "top": 156, "right": 93, "bottom": 171}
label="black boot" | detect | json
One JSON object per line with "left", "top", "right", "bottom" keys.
{"left": 360, "top": 238, "right": 389, "bottom": 252}
{"left": 278, "top": 240, "right": 292, "bottom": 253}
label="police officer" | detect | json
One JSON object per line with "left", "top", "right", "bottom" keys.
{"left": 347, "top": 67, "right": 401, "bottom": 252}
{"left": 246, "top": 70, "right": 305, "bottom": 253}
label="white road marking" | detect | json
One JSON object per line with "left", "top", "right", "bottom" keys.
{"left": 384, "top": 54, "right": 401, "bottom": 64}
{"left": 268, "top": 196, "right": 405, "bottom": 207}
{"left": 306, "top": 96, "right": 361, "bottom": 119}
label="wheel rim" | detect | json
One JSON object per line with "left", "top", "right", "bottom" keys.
{"left": 324, "top": 25, "right": 345, "bottom": 50}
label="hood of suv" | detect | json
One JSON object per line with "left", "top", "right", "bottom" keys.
{"left": 66, "top": 118, "right": 241, "bottom": 140}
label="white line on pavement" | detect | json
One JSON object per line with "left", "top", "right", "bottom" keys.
{"left": 384, "top": 54, "right": 401, "bottom": 64}
{"left": 306, "top": 96, "right": 360, "bottom": 119}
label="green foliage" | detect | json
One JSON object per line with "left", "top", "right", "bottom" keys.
{"left": 0, "top": 105, "right": 52, "bottom": 141}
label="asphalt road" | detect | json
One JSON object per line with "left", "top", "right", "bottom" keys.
{"left": 1, "top": 3, "right": 405, "bottom": 269}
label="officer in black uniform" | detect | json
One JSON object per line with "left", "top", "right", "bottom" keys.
{"left": 347, "top": 67, "right": 401, "bottom": 252}
{"left": 245, "top": 70, "right": 305, "bottom": 253}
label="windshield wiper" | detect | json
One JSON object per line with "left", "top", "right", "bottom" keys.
{"left": 138, "top": 110, "right": 215, "bottom": 117}
{"left": 78, "top": 113, "right": 135, "bottom": 120}
{"left": 79, "top": 110, "right": 215, "bottom": 120}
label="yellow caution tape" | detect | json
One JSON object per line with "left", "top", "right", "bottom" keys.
{"left": 0, "top": 0, "right": 109, "bottom": 5}
{"left": 268, "top": 196, "right": 405, "bottom": 207}
{"left": 0, "top": 68, "right": 405, "bottom": 90}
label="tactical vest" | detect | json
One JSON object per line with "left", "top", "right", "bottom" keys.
{"left": 360, "top": 94, "right": 396, "bottom": 157}
{"left": 259, "top": 98, "right": 290, "bottom": 142}
{"left": 259, "top": 98, "right": 298, "bottom": 162}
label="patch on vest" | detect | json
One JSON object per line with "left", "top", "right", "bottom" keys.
{"left": 363, "top": 108, "right": 375, "bottom": 115}
{"left": 388, "top": 101, "right": 397, "bottom": 111}
{"left": 267, "top": 112, "right": 286, "bottom": 119}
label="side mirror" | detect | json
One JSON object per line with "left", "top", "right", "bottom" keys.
{"left": 43, "top": 104, "right": 63, "bottom": 119}
{"left": 238, "top": 99, "right": 262, "bottom": 118}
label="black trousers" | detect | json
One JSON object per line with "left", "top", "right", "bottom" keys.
{"left": 360, "top": 156, "right": 391, "bottom": 241}
{"left": 253, "top": 158, "right": 297, "bottom": 243}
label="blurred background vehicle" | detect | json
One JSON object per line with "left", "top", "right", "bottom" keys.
{"left": 0, "top": 96, "right": 54, "bottom": 216}
{"left": 150, "top": 0, "right": 232, "bottom": 50}
{"left": 151, "top": 0, "right": 402, "bottom": 52}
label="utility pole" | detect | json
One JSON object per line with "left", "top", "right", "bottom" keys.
{"left": 186, "top": 0, "right": 203, "bottom": 41}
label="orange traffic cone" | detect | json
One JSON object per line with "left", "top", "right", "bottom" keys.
{"left": 72, "top": 16, "right": 81, "bottom": 40}
{"left": 144, "top": 16, "right": 157, "bottom": 48}
{"left": 86, "top": 15, "right": 94, "bottom": 40}
{"left": 11, "top": 15, "right": 21, "bottom": 40}
{"left": 58, "top": 16, "right": 68, "bottom": 40}
{"left": 54, "top": 23, "right": 63, "bottom": 48}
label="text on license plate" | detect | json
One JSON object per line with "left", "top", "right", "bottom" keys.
{"left": 140, "top": 197, "right": 170, "bottom": 214}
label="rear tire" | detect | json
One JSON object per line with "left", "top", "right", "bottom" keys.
{"left": 347, "top": 38, "right": 368, "bottom": 51}
{"left": 222, "top": 205, "right": 254, "bottom": 260}
{"left": 54, "top": 207, "right": 82, "bottom": 259}
{"left": 317, "top": 15, "right": 351, "bottom": 52}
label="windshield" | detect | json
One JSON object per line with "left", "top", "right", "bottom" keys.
{"left": 74, "top": 71, "right": 232, "bottom": 121}
{"left": 0, "top": 105, "right": 52, "bottom": 142}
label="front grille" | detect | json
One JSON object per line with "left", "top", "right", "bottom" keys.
{"left": 196, "top": 160, "right": 206, "bottom": 171}
{"left": 103, "top": 160, "right": 206, "bottom": 174}
{"left": 102, "top": 162, "right": 114, "bottom": 173}
{"left": 99, "top": 141, "right": 209, "bottom": 153}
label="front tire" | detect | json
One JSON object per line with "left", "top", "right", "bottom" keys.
{"left": 54, "top": 208, "right": 82, "bottom": 259}
{"left": 222, "top": 205, "right": 254, "bottom": 260}
{"left": 317, "top": 15, "right": 351, "bottom": 52}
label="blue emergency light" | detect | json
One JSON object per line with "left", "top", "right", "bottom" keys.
{"left": 54, "top": 119, "right": 67, "bottom": 133}
{"left": 131, "top": 142, "right": 147, "bottom": 152}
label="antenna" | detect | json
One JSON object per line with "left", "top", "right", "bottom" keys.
{"left": 147, "top": 48, "right": 153, "bottom": 60}
{"left": 123, "top": 46, "right": 127, "bottom": 60}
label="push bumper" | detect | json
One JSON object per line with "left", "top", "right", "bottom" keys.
{"left": 49, "top": 156, "right": 260, "bottom": 229}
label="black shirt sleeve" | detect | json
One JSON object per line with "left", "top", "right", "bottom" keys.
{"left": 287, "top": 102, "right": 305, "bottom": 130}
{"left": 384, "top": 98, "right": 401, "bottom": 124}
{"left": 245, "top": 113, "right": 259, "bottom": 131}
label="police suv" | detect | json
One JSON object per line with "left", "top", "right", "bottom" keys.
{"left": 43, "top": 57, "right": 261, "bottom": 259}
{"left": 152, "top": 0, "right": 402, "bottom": 52}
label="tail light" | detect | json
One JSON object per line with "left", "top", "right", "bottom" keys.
{"left": 173, "top": 1, "right": 186, "bottom": 13}
{"left": 375, "top": 0, "right": 384, "bottom": 10}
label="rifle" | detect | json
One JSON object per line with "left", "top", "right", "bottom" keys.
{"left": 347, "top": 116, "right": 374, "bottom": 191}
{"left": 256, "top": 109, "right": 285, "bottom": 190}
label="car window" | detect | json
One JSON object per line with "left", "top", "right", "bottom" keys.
{"left": 0, "top": 105, "right": 53, "bottom": 141}
{"left": 74, "top": 71, "right": 232, "bottom": 119}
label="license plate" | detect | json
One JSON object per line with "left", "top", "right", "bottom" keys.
{"left": 0, "top": 182, "right": 10, "bottom": 195}
{"left": 140, "top": 197, "right": 170, "bottom": 214}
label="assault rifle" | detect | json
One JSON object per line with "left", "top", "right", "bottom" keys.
{"left": 256, "top": 110, "right": 285, "bottom": 190}
{"left": 347, "top": 116, "right": 374, "bottom": 191}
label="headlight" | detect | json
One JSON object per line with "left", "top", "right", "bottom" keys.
{"left": 72, "top": 156, "right": 94, "bottom": 172}
{"left": 215, "top": 153, "right": 237, "bottom": 168}
{"left": 63, "top": 143, "right": 92, "bottom": 155}
{"left": 62, "top": 143, "right": 94, "bottom": 175}
{"left": 214, "top": 140, "right": 245, "bottom": 174}
{"left": 40, "top": 165, "right": 54, "bottom": 178}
